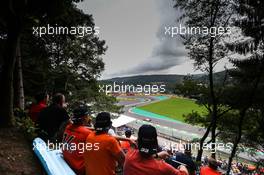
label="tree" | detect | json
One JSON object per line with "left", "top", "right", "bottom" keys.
{"left": 19, "top": 4, "right": 120, "bottom": 113}
{"left": 219, "top": 58, "right": 264, "bottom": 174}
{"left": 0, "top": 0, "right": 23, "bottom": 126}
{"left": 174, "top": 0, "right": 233, "bottom": 160}
{"left": 0, "top": 0, "right": 81, "bottom": 127}
{"left": 222, "top": 0, "right": 264, "bottom": 173}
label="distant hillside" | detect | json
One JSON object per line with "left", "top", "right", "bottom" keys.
{"left": 103, "top": 74, "right": 187, "bottom": 84}
{"left": 102, "top": 70, "right": 228, "bottom": 85}
{"left": 101, "top": 70, "right": 229, "bottom": 93}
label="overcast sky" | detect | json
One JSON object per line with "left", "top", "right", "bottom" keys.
{"left": 77, "top": 0, "right": 231, "bottom": 79}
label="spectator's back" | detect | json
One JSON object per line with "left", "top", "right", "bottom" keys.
{"left": 84, "top": 132, "right": 122, "bottom": 175}
{"left": 124, "top": 124, "right": 188, "bottom": 175}
{"left": 62, "top": 104, "right": 93, "bottom": 175}
{"left": 29, "top": 92, "right": 49, "bottom": 123}
{"left": 84, "top": 112, "right": 125, "bottom": 175}
{"left": 124, "top": 149, "right": 187, "bottom": 175}
{"left": 63, "top": 124, "right": 92, "bottom": 175}
{"left": 38, "top": 93, "right": 69, "bottom": 141}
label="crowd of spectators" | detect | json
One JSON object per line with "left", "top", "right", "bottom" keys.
{"left": 200, "top": 157, "right": 264, "bottom": 175}
{"left": 28, "top": 92, "right": 263, "bottom": 175}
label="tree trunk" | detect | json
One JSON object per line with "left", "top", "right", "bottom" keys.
{"left": 208, "top": 37, "right": 218, "bottom": 159}
{"left": 196, "top": 37, "right": 218, "bottom": 161}
{"left": 211, "top": 105, "right": 218, "bottom": 159}
{"left": 196, "top": 122, "right": 212, "bottom": 162}
{"left": 226, "top": 109, "right": 246, "bottom": 175}
{"left": 0, "top": 17, "right": 21, "bottom": 127}
{"left": 15, "top": 41, "right": 25, "bottom": 110}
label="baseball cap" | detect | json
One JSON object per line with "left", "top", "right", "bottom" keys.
{"left": 94, "top": 112, "right": 112, "bottom": 131}
{"left": 138, "top": 124, "right": 158, "bottom": 155}
{"left": 72, "top": 105, "right": 91, "bottom": 124}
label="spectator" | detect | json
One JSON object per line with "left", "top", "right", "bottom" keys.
{"left": 62, "top": 104, "right": 93, "bottom": 175}
{"left": 200, "top": 157, "right": 221, "bottom": 175}
{"left": 84, "top": 112, "right": 125, "bottom": 175}
{"left": 166, "top": 143, "right": 196, "bottom": 175}
{"left": 38, "top": 93, "right": 69, "bottom": 141}
{"left": 120, "top": 130, "right": 132, "bottom": 153}
{"left": 123, "top": 124, "right": 189, "bottom": 175}
{"left": 29, "top": 92, "right": 49, "bottom": 123}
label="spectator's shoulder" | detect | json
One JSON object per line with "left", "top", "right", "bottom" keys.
{"left": 105, "top": 135, "right": 120, "bottom": 148}
{"left": 79, "top": 126, "right": 93, "bottom": 135}
{"left": 86, "top": 131, "right": 95, "bottom": 141}
{"left": 106, "top": 134, "right": 117, "bottom": 141}
{"left": 159, "top": 160, "right": 184, "bottom": 175}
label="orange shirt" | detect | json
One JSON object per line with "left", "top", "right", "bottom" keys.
{"left": 84, "top": 132, "right": 122, "bottom": 175}
{"left": 124, "top": 149, "right": 187, "bottom": 175}
{"left": 62, "top": 124, "right": 92, "bottom": 175}
{"left": 200, "top": 166, "right": 221, "bottom": 175}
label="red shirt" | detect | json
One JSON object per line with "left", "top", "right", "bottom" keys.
{"left": 62, "top": 124, "right": 92, "bottom": 175}
{"left": 29, "top": 101, "right": 47, "bottom": 123}
{"left": 200, "top": 166, "right": 221, "bottom": 175}
{"left": 120, "top": 141, "right": 131, "bottom": 153}
{"left": 124, "top": 150, "right": 187, "bottom": 175}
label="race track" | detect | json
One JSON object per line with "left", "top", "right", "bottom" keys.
{"left": 117, "top": 96, "right": 207, "bottom": 139}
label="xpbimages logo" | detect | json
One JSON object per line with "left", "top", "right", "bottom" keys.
{"left": 164, "top": 24, "right": 231, "bottom": 38}
{"left": 32, "top": 24, "right": 100, "bottom": 37}
{"left": 99, "top": 82, "right": 166, "bottom": 95}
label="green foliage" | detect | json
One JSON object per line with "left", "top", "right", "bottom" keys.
{"left": 217, "top": 110, "right": 240, "bottom": 142}
{"left": 174, "top": 0, "right": 232, "bottom": 71}
{"left": 93, "top": 93, "right": 122, "bottom": 114}
{"left": 22, "top": 9, "right": 106, "bottom": 96}
{"left": 0, "top": 0, "right": 86, "bottom": 127}
{"left": 238, "top": 0, "right": 264, "bottom": 47}
{"left": 183, "top": 111, "right": 209, "bottom": 126}
{"left": 13, "top": 108, "right": 38, "bottom": 141}
{"left": 219, "top": 58, "right": 264, "bottom": 148}
{"left": 175, "top": 76, "right": 204, "bottom": 99}
{"left": 174, "top": 1, "right": 234, "bottom": 161}
{"left": 19, "top": 3, "right": 120, "bottom": 113}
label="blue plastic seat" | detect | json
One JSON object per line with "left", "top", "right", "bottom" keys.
{"left": 33, "top": 138, "right": 76, "bottom": 175}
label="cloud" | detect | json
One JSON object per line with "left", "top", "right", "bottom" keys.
{"left": 113, "top": 0, "right": 187, "bottom": 76}
{"left": 123, "top": 41, "right": 186, "bottom": 75}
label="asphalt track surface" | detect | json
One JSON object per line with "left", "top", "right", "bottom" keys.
{"left": 117, "top": 96, "right": 206, "bottom": 138}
